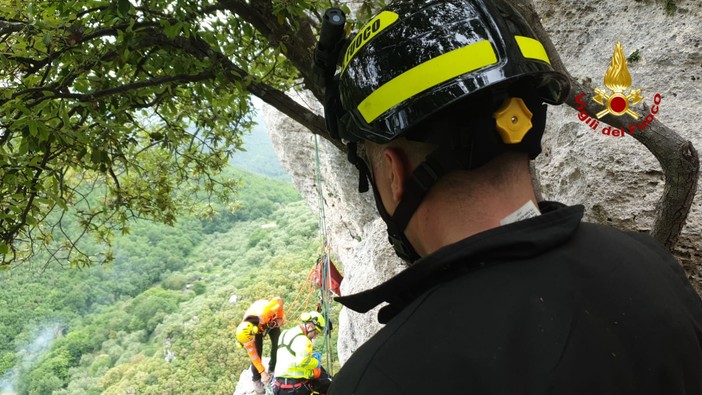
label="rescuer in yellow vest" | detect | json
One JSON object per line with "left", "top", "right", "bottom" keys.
{"left": 273, "top": 311, "right": 332, "bottom": 395}
{"left": 236, "top": 297, "right": 284, "bottom": 394}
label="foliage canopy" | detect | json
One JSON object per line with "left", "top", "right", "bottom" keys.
{"left": 0, "top": 0, "right": 384, "bottom": 267}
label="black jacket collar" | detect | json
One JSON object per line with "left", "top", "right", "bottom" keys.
{"left": 335, "top": 202, "right": 584, "bottom": 323}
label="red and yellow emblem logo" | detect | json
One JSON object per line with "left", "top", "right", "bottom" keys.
{"left": 575, "top": 41, "right": 662, "bottom": 137}
{"left": 592, "top": 41, "right": 644, "bottom": 119}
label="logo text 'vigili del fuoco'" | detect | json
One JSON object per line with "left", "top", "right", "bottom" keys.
{"left": 575, "top": 42, "right": 662, "bottom": 137}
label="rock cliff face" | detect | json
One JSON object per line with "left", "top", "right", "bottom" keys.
{"left": 263, "top": 0, "right": 701, "bottom": 363}
{"left": 263, "top": 91, "right": 407, "bottom": 363}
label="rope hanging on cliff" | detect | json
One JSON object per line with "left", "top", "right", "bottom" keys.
{"left": 285, "top": 272, "right": 315, "bottom": 324}
{"left": 313, "top": 134, "right": 336, "bottom": 375}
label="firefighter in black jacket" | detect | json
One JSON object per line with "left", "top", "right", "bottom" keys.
{"left": 316, "top": 0, "right": 702, "bottom": 394}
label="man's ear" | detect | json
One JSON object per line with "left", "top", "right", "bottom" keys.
{"left": 383, "top": 147, "right": 409, "bottom": 203}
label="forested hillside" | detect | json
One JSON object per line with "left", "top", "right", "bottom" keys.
{"left": 0, "top": 165, "right": 338, "bottom": 394}
{"left": 228, "top": 111, "right": 291, "bottom": 182}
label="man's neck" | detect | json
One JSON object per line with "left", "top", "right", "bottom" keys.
{"left": 406, "top": 183, "right": 539, "bottom": 257}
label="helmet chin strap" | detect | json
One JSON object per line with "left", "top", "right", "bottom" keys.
{"left": 347, "top": 143, "right": 460, "bottom": 264}
{"left": 371, "top": 179, "right": 422, "bottom": 263}
{"left": 347, "top": 142, "right": 421, "bottom": 263}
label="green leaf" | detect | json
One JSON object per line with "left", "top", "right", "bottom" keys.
{"left": 163, "top": 22, "right": 182, "bottom": 38}
{"left": 118, "top": 0, "right": 131, "bottom": 15}
{"left": 33, "top": 197, "right": 53, "bottom": 206}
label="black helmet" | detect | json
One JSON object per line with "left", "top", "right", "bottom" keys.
{"left": 334, "top": 0, "right": 569, "bottom": 145}
{"left": 318, "top": 0, "right": 569, "bottom": 262}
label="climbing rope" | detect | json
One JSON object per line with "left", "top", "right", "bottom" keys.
{"left": 285, "top": 271, "right": 316, "bottom": 324}
{"left": 312, "top": 134, "right": 335, "bottom": 374}
{"left": 313, "top": 135, "right": 328, "bottom": 246}
{"left": 280, "top": 134, "right": 336, "bottom": 373}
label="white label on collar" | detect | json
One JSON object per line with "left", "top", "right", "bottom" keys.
{"left": 499, "top": 200, "right": 541, "bottom": 226}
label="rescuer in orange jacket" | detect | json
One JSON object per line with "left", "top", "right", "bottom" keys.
{"left": 236, "top": 297, "right": 285, "bottom": 394}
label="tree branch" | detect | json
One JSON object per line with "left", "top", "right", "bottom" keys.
{"left": 0, "top": 20, "right": 26, "bottom": 36}
{"left": 51, "top": 72, "right": 215, "bottom": 101}
{"left": 154, "top": 33, "right": 343, "bottom": 150}
{"left": 20, "top": 21, "right": 161, "bottom": 75}
{"left": 246, "top": 79, "right": 343, "bottom": 150}
{"left": 1, "top": 141, "right": 52, "bottom": 249}
{"left": 217, "top": 0, "right": 323, "bottom": 101}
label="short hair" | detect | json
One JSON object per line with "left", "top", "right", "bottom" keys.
{"left": 365, "top": 138, "right": 529, "bottom": 202}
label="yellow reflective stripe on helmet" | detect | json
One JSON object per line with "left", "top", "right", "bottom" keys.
{"left": 515, "top": 36, "right": 550, "bottom": 64}
{"left": 357, "top": 40, "right": 498, "bottom": 124}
